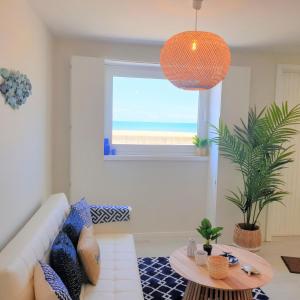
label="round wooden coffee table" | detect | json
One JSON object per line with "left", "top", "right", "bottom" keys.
{"left": 170, "top": 244, "right": 273, "bottom": 300}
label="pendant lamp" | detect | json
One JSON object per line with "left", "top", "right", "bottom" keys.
{"left": 160, "top": 0, "right": 231, "bottom": 90}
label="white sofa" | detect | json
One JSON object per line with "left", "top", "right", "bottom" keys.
{"left": 0, "top": 194, "right": 144, "bottom": 300}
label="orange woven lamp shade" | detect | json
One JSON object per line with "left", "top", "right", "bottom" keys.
{"left": 160, "top": 31, "right": 231, "bottom": 90}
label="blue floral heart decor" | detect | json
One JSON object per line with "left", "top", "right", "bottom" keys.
{"left": 0, "top": 68, "right": 32, "bottom": 109}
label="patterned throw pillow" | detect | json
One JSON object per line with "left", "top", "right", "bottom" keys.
{"left": 34, "top": 261, "right": 71, "bottom": 300}
{"left": 72, "top": 198, "right": 93, "bottom": 228}
{"left": 50, "top": 232, "right": 83, "bottom": 300}
{"left": 77, "top": 226, "right": 100, "bottom": 285}
{"left": 62, "top": 208, "right": 84, "bottom": 247}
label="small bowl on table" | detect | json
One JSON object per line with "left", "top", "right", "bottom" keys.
{"left": 207, "top": 256, "right": 229, "bottom": 280}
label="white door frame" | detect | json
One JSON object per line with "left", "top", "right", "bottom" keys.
{"left": 265, "top": 64, "right": 300, "bottom": 241}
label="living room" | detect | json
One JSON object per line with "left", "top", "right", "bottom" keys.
{"left": 1, "top": 1, "right": 300, "bottom": 299}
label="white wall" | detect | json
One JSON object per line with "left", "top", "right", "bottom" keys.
{"left": 52, "top": 37, "right": 300, "bottom": 238}
{"left": 231, "top": 50, "right": 300, "bottom": 108}
{"left": 52, "top": 38, "right": 209, "bottom": 235}
{"left": 206, "top": 83, "right": 222, "bottom": 224}
{"left": 215, "top": 67, "right": 251, "bottom": 243}
{"left": 52, "top": 38, "right": 174, "bottom": 195}
{"left": 70, "top": 58, "right": 251, "bottom": 240}
{"left": 70, "top": 56, "right": 208, "bottom": 234}
{"left": 0, "top": 0, "right": 53, "bottom": 249}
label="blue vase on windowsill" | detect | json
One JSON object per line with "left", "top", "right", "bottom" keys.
{"left": 104, "top": 138, "right": 110, "bottom": 155}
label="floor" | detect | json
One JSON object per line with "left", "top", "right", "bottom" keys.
{"left": 135, "top": 236, "right": 300, "bottom": 300}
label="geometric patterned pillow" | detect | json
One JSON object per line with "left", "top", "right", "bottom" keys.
{"left": 71, "top": 198, "right": 93, "bottom": 228}
{"left": 50, "top": 232, "right": 83, "bottom": 300}
{"left": 90, "top": 205, "right": 131, "bottom": 224}
{"left": 34, "top": 261, "right": 72, "bottom": 300}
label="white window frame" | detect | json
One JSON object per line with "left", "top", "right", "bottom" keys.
{"left": 104, "top": 59, "right": 208, "bottom": 158}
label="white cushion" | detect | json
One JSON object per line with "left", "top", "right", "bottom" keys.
{"left": 0, "top": 194, "right": 70, "bottom": 300}
{"left": 83, "top": 233, "right": 144, "bottom": 300}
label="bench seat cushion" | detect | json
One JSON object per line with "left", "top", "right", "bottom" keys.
{"left": 83, "top": 234, "right": 143, "bottom": 300}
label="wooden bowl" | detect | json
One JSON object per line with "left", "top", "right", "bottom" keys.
{"left": 207, "top": 256, "right": 229, "bottom": 279}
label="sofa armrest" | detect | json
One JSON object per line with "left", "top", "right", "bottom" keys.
{"left": 90, "top": 205, "right": 132, "bottom": 224}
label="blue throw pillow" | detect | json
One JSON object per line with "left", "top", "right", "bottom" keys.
{"left": 35, "top": 261, "right": 72, "bottom": 300}
{"left": 72, "top": 198, "right": 93, "bottom": 228}
{"left": 62, "top": 208, "right": 84, "bottom": 247}
{"left": 50, "top": 232, "right": 83, "bottom": 300}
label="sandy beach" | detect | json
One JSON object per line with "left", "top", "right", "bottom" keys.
{"left": 112, "top": 130, "right": 194, "bottom": 145}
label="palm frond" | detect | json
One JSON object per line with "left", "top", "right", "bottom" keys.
{"left": 213, "top": 101, "right": 300, "bottom": 227}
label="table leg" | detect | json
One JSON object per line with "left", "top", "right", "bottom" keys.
{"left": 183, "top": 281, "right": 253, "bottom": 300}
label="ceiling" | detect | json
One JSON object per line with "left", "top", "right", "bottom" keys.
{"left": 29, "top": 0, "right": 300, "bottom": 51}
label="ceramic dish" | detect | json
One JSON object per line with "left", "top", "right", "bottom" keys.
{"left": 220, "top": 252, "right": 239, "bottom": 266}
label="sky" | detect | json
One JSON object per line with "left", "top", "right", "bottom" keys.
{"left": 113, "top": 77, "right": 199, "bottom": 124}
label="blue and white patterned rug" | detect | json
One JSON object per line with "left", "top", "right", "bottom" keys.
{"left": 137, "top": 257, "right": 269, "bottom": 300}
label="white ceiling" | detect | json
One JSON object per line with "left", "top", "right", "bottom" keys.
{"left": 29, "top": 0, "right": 300, "bottom": 51}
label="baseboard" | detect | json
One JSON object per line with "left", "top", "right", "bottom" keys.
{"left": 134, "top": 230, "right": 198, "bottom": 241}
{"left": 271, "top": 234, "right": 300, "bottom": 237}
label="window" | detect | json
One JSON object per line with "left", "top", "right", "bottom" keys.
{"left": 104, "top": 60, "right": 208, "bottom": 158}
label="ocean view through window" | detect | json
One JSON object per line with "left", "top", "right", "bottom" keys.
{"left": 104, "top": 60, "right": 207, "bottom": 157}
{"left": 112, "top": 77, "right": 199, "bottom": 145}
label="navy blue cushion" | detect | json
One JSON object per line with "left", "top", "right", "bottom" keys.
{"left": 50, "top": 232, "right": 82, "bottom": 300}
{"left": 72, "top": 198, "right": 93, "bottom": 228}
{"left": 62, "top": 208, "right": 84, "bottom": 247}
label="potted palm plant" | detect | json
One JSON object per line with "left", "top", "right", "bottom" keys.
{"left": 193, "top": 135, "right": 209, "bottom": 156}
{"left": 196, "top": 218, "right": 223, "bottom": 255}
{"left": 213, "top": 102, "right": 300, "bottom": 251}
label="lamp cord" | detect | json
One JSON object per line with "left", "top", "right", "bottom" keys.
{"left": 195, "top": 8, "right": 198, "bottom": 31}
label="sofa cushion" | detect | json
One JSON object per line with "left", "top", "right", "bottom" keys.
{"left": 34, "top": 261, "right": 72, "bottom": 300}
{"left": 50, "top": 232, "right": 83, "bottom": 300}
{"left": 62, "top": 208, "right": 84, "bottom": 247}
{"left": 77, "top": 227, "right": 100, "bottom": 285}
{"left": 83, "top": 234, "right": 143, "bottom": 300}
{"left": 72, "top": 198, "right": 93, "bottom": 228}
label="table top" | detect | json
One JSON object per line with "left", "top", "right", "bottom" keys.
{"left": 169, "top": 244, "right": 273, "bottom": 291}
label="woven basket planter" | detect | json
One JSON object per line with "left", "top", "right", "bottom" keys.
{"left": 233, "top": 223, "right": 262, "bottom": 252}
{"left": 207, "top": 256, "right": 229, "bottom": 280}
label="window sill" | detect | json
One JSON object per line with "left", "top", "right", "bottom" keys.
{"left": 103, "top": 155, "right": 208, "bottom": 161}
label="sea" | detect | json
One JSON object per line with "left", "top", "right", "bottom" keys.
{"left": 112, "top": 121, "right": 197, "bottom": 133}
